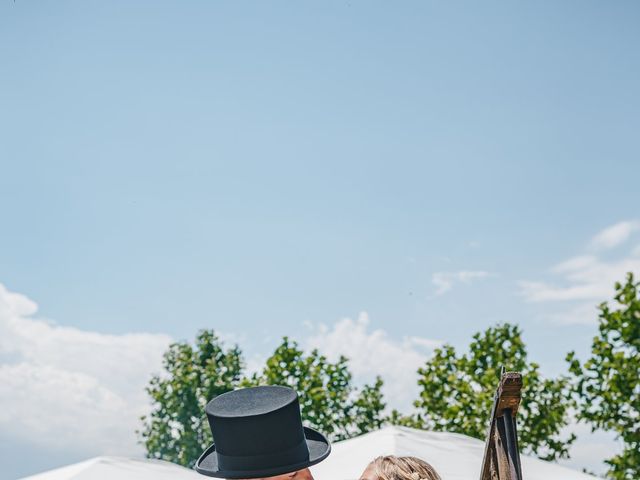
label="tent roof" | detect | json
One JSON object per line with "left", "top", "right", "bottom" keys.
{"left": 18, "top": 456, "right": 199, "bottom": 480}
{"left": 310, "top": 426, "right": 596, "bottom": 480}
{"left": 18, "top": 427, "right": 597, "bottom": 480}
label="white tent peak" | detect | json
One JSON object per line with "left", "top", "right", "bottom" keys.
{"left": 18, "top": 456, "right": 199, "bottom": 480}
{"left": 310, "top": 425, "right": 597, "bottom": 480}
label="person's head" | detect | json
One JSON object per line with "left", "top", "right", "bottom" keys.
{"left": 359, "top": 456, "right": 441, "bottom": 480}
{"left": 241, "top": 467, "right": 314, "bottom": 480}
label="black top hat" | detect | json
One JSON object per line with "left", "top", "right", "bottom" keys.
{"left": 195, "top": 386, "right": 331, "bottom": 478}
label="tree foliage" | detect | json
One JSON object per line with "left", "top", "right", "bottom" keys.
{"left": 139, "top": 330, "right": 243, "bottom": 467}
{"left": 567, "top": 273, "right": 640, "bottom": 480}
{"left": 244, "top": 337, "right": 386, "bottom": 441}
{"left": 140, "top": 333, "right": 385, "bottom": 466}
{"left": 407, "top": 323, "right": 576, "bottom": 461}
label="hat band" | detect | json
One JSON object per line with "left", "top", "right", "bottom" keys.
{"left": 216, "top": 439, "right": 310, "bottom": 472}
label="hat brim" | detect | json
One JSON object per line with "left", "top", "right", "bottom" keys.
{"left": 195, "top": 426, "right": 331, "bottom": 478}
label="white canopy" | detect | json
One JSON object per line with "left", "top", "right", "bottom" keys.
{"left": 18, "top": 427, "right": 596, "bottom": 480}
{"left": 311, "top": 426, "right": 596, "bottom": 480}
{"left": 18, "top": 456, "right": 199, "bottom": 480}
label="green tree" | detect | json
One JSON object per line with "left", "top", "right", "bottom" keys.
{"left": 139, "top": 330, "right": 244, "bottom": 467}
{"left": 407, "top": 323, "right": 575, "bottom": 461}
{"left": 244, "top": 337, "right": 386, "bottom": 440}
{"left": 567, "top": 273, "right": 640, "bottom": 480}
{"left": 349, "top": 376, "right": 386, "bottom": 436}
{"left": 140, "top": 333, "right": 387, "bottom": 467}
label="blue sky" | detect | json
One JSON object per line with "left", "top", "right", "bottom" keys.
{"left": 1, "top": 1, "right": 639, "bottom": 479}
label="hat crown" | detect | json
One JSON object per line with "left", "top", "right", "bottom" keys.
{"left": 205, "top": 386, "right": 307, "bottom": 458}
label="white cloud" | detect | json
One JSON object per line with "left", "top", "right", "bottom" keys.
{"left": 519, "top": 220, "right": 640, "bottom": 324}
{"left": 542, "top": 303, "right": 601, "bottom": 326}
{"left": 303, "top": 312, "right": 442, "bottom": 411}
{"left": 0, "top": 283, "right": 172, "bottom": 455}
{"left": 519, "top": 254, "right": 640, "bottom": 304}
{"left": 0, "top": 285, "right": 440, "bottom": 460}
{"left": 431, "top": 270, "right": 490, "bottom": 296}
{"left": 559, "top": 419, "right": 623, "bottom": 477}
{"left": 589, "top": 220, "right": 639, "bottom": 251}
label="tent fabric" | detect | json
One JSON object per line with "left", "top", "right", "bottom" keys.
{"left": 18, "top": 427, "right": 597, "bottom": 480}
{"left": 310, "top": 426, "right": 597, "bottom": 480}
{"left": 18, "top": 456, "right": 199, "bottom": 480}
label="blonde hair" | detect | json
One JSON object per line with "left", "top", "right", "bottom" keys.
{"left": 368, "top": 455, "right": 441, "bottom": 480}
